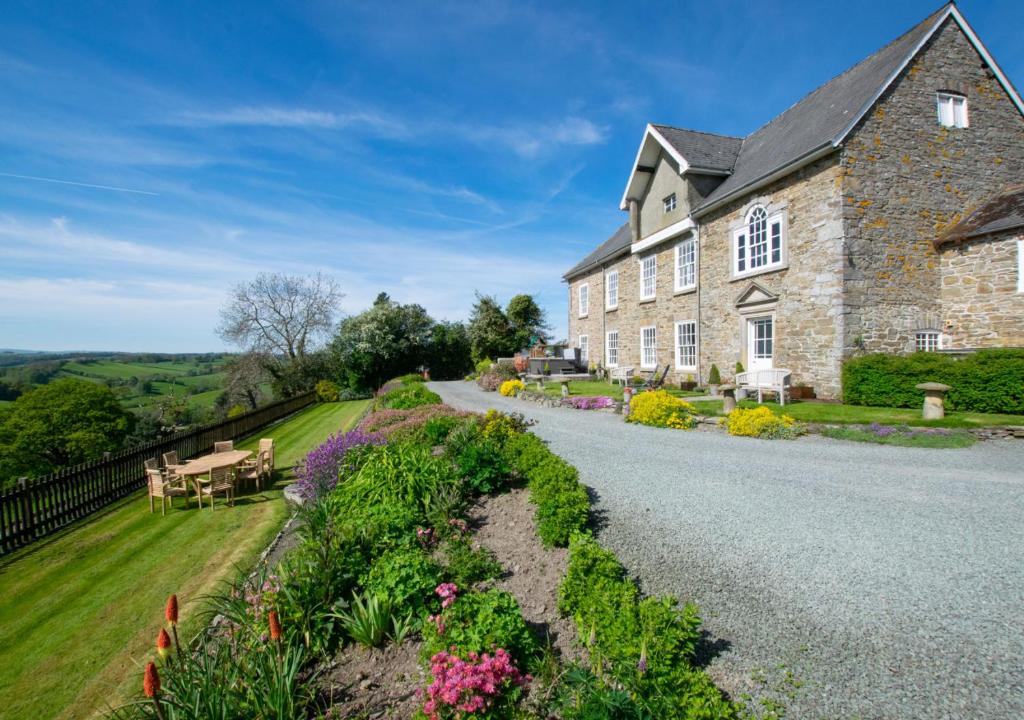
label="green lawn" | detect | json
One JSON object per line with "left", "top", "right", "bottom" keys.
{"left": 820, "top": 425, "right": 976, "bottom": 448}
{"left": 689, "top": 398, "right": 1024, "bottom": 428}
{"left": 539, "top": 378, "right": 704, "bottom": 402}
{"left": 0, "top": 399, "right": 369, "bottom": 720}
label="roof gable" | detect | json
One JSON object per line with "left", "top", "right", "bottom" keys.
{"left": 687, "top": 3, "right": 1024, "bottom": 216}
{"left": 619, "top": 124, "right": 741, "bottom": 210}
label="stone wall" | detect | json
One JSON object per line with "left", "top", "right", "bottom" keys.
{"left": 941, "top": 232, "right": 1024, "bottom": 347}
{"left": 841, "top": 17, "right": 1024, "bottom": 354}
{"left": 696, "top": 156, "right": 846, "bottom": 398}
{"left": 567, "top": 267, "right": 608, "bottom": 367}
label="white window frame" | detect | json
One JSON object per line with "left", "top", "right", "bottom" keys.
{"left": 674, "top": 320, "right": 697, "bottom": 371}
{"left": 732, "top": 205, "right": 786, "bottom": 279}
{"left": 578, "top": 283, "right": 589, "bottom": 317}
{"left": 1018, "top": 239, "right": 1023, "bottom": 293}
{"left": 674, "top": 237, "right": 696, "bottom": 292}
{"left": 663, "top": 193, "right": 677, "bottom": 213}
{"left": 578, "top": 334, "right": 589, "bottom": 363}
{"left": 605, "top": 269, "right": 619, "bottom": 309}
{"left": 605, "top": 330, "right": 619, "bottom": 367}
{"left": 915, "top": 330, "right": 941, "bottom": 352}
{"left": 936, "top": 92, "right": 968, "bottom": 128}
{"left": 640, "top": 255, "right": 656, "bottom": 300}
{"left": 640, "top": 326, "right": 657, "bottom": 369}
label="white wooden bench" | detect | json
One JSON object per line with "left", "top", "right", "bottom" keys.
{"left": 736, "top": 368, "right": 792, "bottom": 405}
{"left": 609, "top": 366, "right": 635, "bottom": 386}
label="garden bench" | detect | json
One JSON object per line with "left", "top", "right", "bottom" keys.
{"left": 736, "top": 368, "right": 792, "bottom": 405}
{"left": 609, "top": 366, "right": 634, "bottom": 386}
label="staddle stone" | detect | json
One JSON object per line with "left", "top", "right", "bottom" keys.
{"left": 916, "top": 382, "right": 951, "bottom": 420}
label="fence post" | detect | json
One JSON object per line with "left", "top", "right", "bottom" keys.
{"left": 18, "top": 477, "right": 33, "bottom": 543}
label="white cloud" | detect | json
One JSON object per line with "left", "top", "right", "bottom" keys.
{"left": 174, "top": 105, "right": 410, "bottom": 138}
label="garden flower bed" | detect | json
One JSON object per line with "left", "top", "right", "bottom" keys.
{"left": 115, "top": 381, "right": 738, "bottom": 719}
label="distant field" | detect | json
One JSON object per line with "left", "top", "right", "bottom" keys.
{"left": 54, "top": 358, "right": 232, "bottom": 413}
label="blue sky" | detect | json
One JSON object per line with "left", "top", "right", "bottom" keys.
{"left": 1, "top": 0, "right": 1021, "bottom": 352}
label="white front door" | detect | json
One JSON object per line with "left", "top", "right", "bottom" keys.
{"left": 747, "top": 316, "right": 773, "bottom": 373}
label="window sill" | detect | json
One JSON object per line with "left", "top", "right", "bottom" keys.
{"left": 605, "top": 305, "right": 618, "bottom": 313}
{"left": 578, "top": 314, "right": 588, "bottom": 320}
{"left": 730, "top": 263, "right": 788, "bottom": 282}
{"left": 640, "top": 365, "right": 657, "bottom": 371}
{"left": 675, "top": 365, "right": 697, "bottom": 372}
{"left": 639, "top": 297, "right": 656, "bottom": 304}
{"left": 673, "top": 286, "right": 696, "bottom": 296}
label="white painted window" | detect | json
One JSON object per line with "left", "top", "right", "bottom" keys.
{"left": 663, "top": 193, "right": 677, "bottom": 213}
{"left": 605, "top": 270, "right": 618, "bottom": 309}
{"left": 578, "top": 335, "right": 589, "bottom": 363}
{"left": 606, "top": 330, "right": 619, "bottom": 367}
{"left": 1018, "top": 240, "right": 1023, "bottom": 293}
{"left": 937, "top": 92, "right": 968, "bottom": 128}
{"left": 674, "top": 320, "right": 697, "bottom": 370}
{"left": 640, "top": 326, "right": 657, "bottom": 369}
{"left": 733, "top": 205, "right": 785, "bottom": 276}
{"left": 674, "top": 237, "right": 696, "bottom": 291}
{"left": 640, "top": 255, "right": 656, "bottom": 300}
{"left": 578, "top": 283, "right": 589, "bottom": 317}
{"left": 916, "top": 331, "right": 941, "bottom": 352}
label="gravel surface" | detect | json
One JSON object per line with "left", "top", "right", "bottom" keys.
{"left": 430, "top": 381, "right": 1024, "bottom": 719}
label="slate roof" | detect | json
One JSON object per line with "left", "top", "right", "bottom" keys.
{"left": 693, "top": 3, "right": 951, "bottom": 214}
{"left": 938, "top": 186, "right": 1024, "bottom": 246}
{"left": 563, "top": 223, "right": 631, "bottom": 280}
{"left": 650, "top": 125, "right": 742, "bottom": 173}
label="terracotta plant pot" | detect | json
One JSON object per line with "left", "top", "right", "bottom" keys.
{"left": 790, "top": 386, "right": 815, "bottom": 400}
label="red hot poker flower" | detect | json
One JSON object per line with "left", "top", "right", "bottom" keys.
{"left": 156, "top": 628, "right": 171, "bottom": 659}
{"left": 165, "top": 595, "right": 179, "bottom": 626}
{"left": 268, "top": 610, "right": 282, "bottom": 641}
{"left": 143, "top": 662, "right": 161, "bottom": 698}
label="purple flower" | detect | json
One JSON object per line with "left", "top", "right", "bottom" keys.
{"left": 566, "top": 395, "right": 614, "bottom": 410}
{"left": 869, "top": 422, "right": 897, "bottom": 437}
{"left": 293, "top": 429, "right": 386, "bottom": 500}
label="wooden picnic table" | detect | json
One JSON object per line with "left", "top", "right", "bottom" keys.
{"left": 175, "top": 450, "right": 252, "bottom": 498}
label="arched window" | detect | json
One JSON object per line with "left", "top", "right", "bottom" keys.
{"left": 733, "top": 204, "right": 785, "bottom": 276}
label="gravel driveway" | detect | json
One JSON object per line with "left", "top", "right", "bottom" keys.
{"left": 430, "top": 381, "right": 1024, "bottom": 719}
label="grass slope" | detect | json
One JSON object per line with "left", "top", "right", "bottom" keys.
{"left": 0, "top": 399, "right": 369, "bottom": 720}
{"left": 689, "top": 398, "right": 1024, "bottom": 428}
{"left": 539, "top": 379, "right": 703, "bottom": 402}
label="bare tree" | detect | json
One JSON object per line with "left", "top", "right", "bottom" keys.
{"left": 218, "top": 272, "right": 343, "bottom": 359}
{"left": 223, "top": 352, "right": 269, "bottom": 409}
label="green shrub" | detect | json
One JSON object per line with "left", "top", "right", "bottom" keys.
{"left": 735, "top": 361, "right": 744, "bottom": 374}
{"left": 396, "top": 373, "right": 426, "bottom": 385}
{"left": 315, "top": 379, "right": 341, "bottom": 402}
{"left": 420, "top": 414, "right": 463, "bottom": 445}
{"left": 445, "top": 421, "right": 512, "bottom": 495}
{"left": 475, "top": 358, "right": 495, "bottom": 375}
{"left": 421, "top": 588, "right": 537, "bottom": 665}
{"left": 559, "top": 535, "right": 736, "bottom": 719}
{"left": 361, "top": 546, "right": 444, "bottom": 617}
{"left": 707, "top": 364, "right": 721, "bottom": 385}
{"left": 842, "top": 349, "right": 1024, "bottom": 413}
{"left": 441, "top": 537, "right": 503, "bottom": 588}
{"left": 378, "top": 383, "right": 442, "bottom": 410}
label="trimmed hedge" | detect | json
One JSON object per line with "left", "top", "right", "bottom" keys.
{"left": 842, "top": 350, "right": 1024, "bottom": 414}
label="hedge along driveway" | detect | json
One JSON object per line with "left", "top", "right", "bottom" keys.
{"left": 0, "top": 399, "right": 369, "bottom": 720}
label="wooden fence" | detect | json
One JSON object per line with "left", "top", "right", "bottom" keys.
{"left": 0, "top": 391, "right": 316, "bottom": 555}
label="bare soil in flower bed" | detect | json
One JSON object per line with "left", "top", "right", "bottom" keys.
{"left": 322, "top": 639, "right": 425, "bottom": 719}
{"left": 317, "top": 487, "right": 579, "bottom": 717}
{"left": 468, "top": 487, "right": 580, "bottom": 662}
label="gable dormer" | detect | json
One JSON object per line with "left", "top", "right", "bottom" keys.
{"left": 620, "top": 124, "right": 741, "bottom": 244}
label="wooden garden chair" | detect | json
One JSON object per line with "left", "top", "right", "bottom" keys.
{"left": 162, "top": 450, "right": 186, "bottom": 484}
{"left": 197, "top": 465, "right": 234, "bottom": 509}
{"left": 213, "top": 440, "right": 234, "bottom": 453}
{"left": 639, "top": 365, "right": 671, "bottom": 391}
{"left": 237, "top": 451, "right": 268, "bottom": 492}
{"left": 146, "top": 467, "right": 189, "bottom": 515}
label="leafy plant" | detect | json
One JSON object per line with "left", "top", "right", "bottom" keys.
{"left": 339, "top": 442, "right": 456, "bottom": 516}
{"left": 421, "top": 589, "right": 538, "bottom": 666}
{"left": 445, "top": 421, "right": 511, "bottom": 495}
{"left": 441, "top": 537, "right": 503, "bottom": 587}
{"left": 333, "top": 591, "right": 393, "bottom": 648}
{"left": 361, "top": 546, "right": 444, "bottom": 617}
{"left": 554, "top": 665, "right": 649, "bottom": 720}
{"left": 721, "top": 407, "right": 801, "bottom": 439}
{"left": 626, "top": 390, "right": 697, "bottom": 430}
{"left": 378, "top": 383, "right": 442, "bottom": 410}
{"left": 315, "top": 379, "right": 341, "bottom": 402}
{"left": 735, "top": 361, "right": 744, "bottom": 374}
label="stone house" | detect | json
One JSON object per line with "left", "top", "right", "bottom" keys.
{"left": 563, "top": 3, "right": 1024, "bottom": 400}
